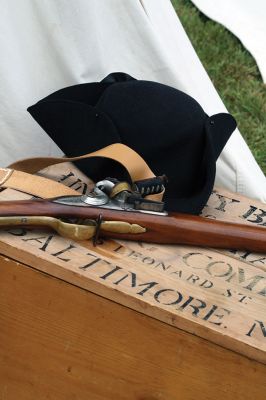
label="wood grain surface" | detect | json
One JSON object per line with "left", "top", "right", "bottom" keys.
{"left": 0, "top": 162, "right": 265, "bottom": 400}
{"left": 0, "top": 256, "right": 265, "bottom": 400}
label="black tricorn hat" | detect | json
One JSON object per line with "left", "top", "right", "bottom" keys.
{"left": 28, "top": 72, "right": 236, "bottom": 214}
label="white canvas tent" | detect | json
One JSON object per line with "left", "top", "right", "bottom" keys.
{"left": 192, "top": 0, "right": 266, "bottom": 83}
{"left": 0, "top": 0, "right": 265, "bottom": 202}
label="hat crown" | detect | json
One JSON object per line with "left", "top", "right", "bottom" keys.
{"left": 28, "top": 73, "right": 237, "bottom": 213}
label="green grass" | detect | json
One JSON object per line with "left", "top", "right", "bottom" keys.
{"left": 171, "top": 0, "right": 266, "bottom": 175}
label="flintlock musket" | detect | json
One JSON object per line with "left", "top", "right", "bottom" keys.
{"left": 0, "top": 177, "right": 265, "bottom": 253}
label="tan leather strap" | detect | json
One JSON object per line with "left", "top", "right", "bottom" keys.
{"left": 0, "top": 168, "right": 78, "bottom": 198}
{"left": 2, "top": 143, "right": 164, "bottom": 201}
{"left": 9, "top": 143, "right": 155, "bottom": 181}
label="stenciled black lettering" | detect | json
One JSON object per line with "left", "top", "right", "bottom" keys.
{"left": 228, "top": 251, "right": 266, "bottom": 266}
{"left": 246, "top": 320, "right": 266, "bottom": 338}
{"left": 258, "top": 286, "right": 266, "bottom": 297}
{"left": 142, "top": 257, "right": 155, "bottom": 265}
{"left": 178, "top": 296, "right": 207, "bottom": 316}
{"left": 68, "top": 178, "right": 88, "bottom": 194}
{"left": 222, "top": 291, "right": 252, "bottom": 304}
{"left": 59, "top": 172, "right": 75, "bottom": 182}
{"left": 22, "top": 234, "right": 54, "bottom": 251}
{"left": 222, "top": 289, "right": 232, "bottom": 298}
{"left": 238, "top": 294, "right": 252, "bottom": 304}
{"left": 100, "top": 265, "right": 122, "bottom": 280}
{"left": 52, "top": 244, "right": 76, "bottom": 262}
{"left": 199, "top": 279, "right": 213, "bottom": 289}
{"left": 242, "top": 206, "right": 257, "bottom": 220}
{"left": 79, "top": 253, "right": 103, "bottom": 270}
{"left": 183, "top": 252, "right": 212, "bottom": 269}
{"left": 225, "top": 272, "right": 236, "bottom": 282}
{"left": 249, "top": 256, "right": 266, "bottom": 266}
{"left": 206, "top": 261, "right": 233, "bottom": 278}
{"left": 203, "top": 305, "right": 218, "bottom": 321}
{"left": 186, "top": 274, "right": 200, "bottom": 284}
{"left": 213, "top": 193, "right": 240, "bottom": 213}
{"left": 170, "top": 270, "right": 183, "bottom": 278}
{"left": 113, "top": 244, "right": 126, "bottom": 253}
{"left": 113, "top": 271, "right": 158, "bottom": 296}
{"left": 154, "top": 289, "right": 183, "bottom": 305}
{"left": 137, "top": 281, "right": 158, "bottom": 296}
{"left": 229, "top": 249, "right": 252, "bottom": 259}
{"left": 242, "top": 206, "right": 266, "bottom": 226}
{"left": 203, "top": 305, "right": 230, "bottom": 326}
{"left": 238, "top": 268, "right": 265, "bottom": 291}
{"left": 154, "top": 261, "right": 172, "bottom": 271}
{"left": 59, "top": 172, "right": 88, "bottom": 194}
{"left": 113, "top": 273, "right": 131, "bottom": 285}
{"left": 127, "top": 250, "right": 142, "bottom": 262}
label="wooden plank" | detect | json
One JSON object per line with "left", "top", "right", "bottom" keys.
{"left": 0, "top": 256, "right": 265, "bottom": 400}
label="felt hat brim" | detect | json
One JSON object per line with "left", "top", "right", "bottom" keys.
{"left": 164, "top": 113, "right": 236, "bottom": 213}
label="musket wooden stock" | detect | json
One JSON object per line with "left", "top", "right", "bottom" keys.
{"left": 0, "top": 198, "right": 265, "bottom": 252}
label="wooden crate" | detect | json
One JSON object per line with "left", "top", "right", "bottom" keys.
{"left": 0, "top": 164, "right": 265, "bottom": 399}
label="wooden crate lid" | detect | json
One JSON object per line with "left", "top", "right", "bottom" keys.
{"left": 0, "top": 163, "right": 265, "bottom": 364}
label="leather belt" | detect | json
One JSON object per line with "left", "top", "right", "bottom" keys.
{"left": 0, "top": 143, "right": 163, "bottom": 201}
